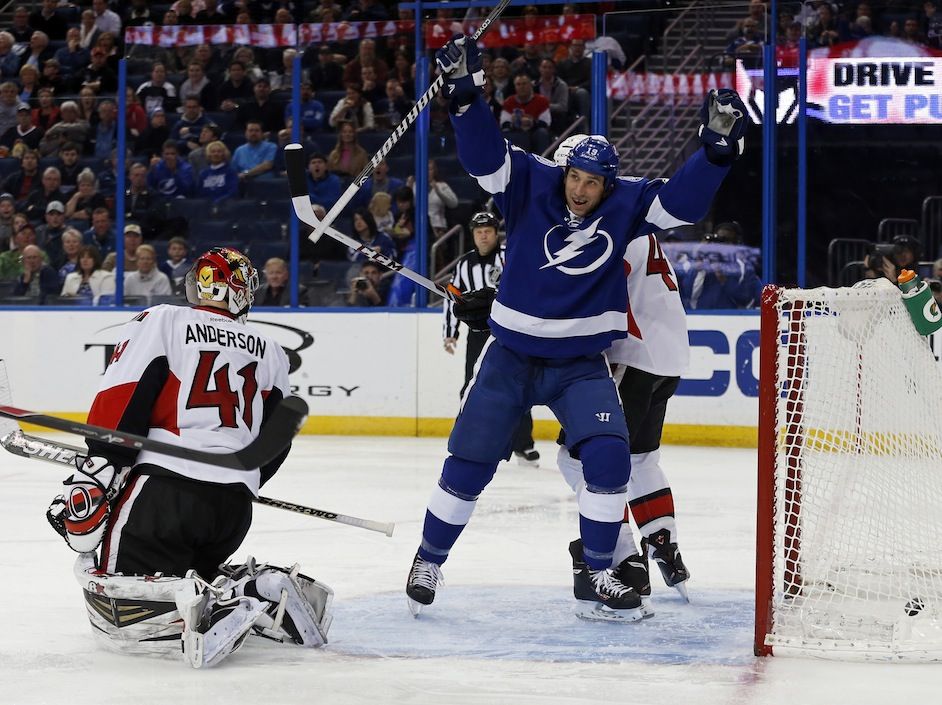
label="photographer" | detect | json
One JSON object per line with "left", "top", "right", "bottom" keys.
{"left": 864, "top": 235, "right": 922, "bottom": 282}
{"left": 347, "top": 260, "right": 388, "bottom": 307}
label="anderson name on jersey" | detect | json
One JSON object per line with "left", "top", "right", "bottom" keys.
{"left": 86, "top": 304, "right": 291, "bottom": 496}
{"left": 451, "top": 97, "right": 729, "bottom": 358}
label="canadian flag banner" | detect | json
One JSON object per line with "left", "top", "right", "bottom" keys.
{"left": 608, "top": 71, "right": 727, "bottom": 100}
{"left": 425, "top": 15, "right": 596, "bottom": 49}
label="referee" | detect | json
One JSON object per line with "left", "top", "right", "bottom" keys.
{"left": 443, "top": 211, "right": 539, "bottom": 466}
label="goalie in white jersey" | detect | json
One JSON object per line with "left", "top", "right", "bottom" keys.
{"left": 46, "top": 247, "right": 334, "bottom": 668}
{"left": 553, "top": 136, "right": 691, "bottom": 617}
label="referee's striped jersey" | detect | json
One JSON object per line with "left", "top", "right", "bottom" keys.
{"left": 443, "top": 244, "right": 506, "bottom": 339}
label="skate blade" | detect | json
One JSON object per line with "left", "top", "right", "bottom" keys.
{"left": 672, "top": 581, "right": 690, "bottom": 603}
{"left": 575, "top": 600, "right": 645, "bottom": 623}
{"left": 407, "top": 597, "right": 425, "bottom": 617}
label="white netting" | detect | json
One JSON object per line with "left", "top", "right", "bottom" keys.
{"left": 766, "top": 279, "right": 942, "bottom": 661}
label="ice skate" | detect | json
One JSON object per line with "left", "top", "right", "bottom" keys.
{"left": 406, "top": 553, "right": 443, "bottom": 617}
{"left": 514, "top": 448, "right": 540, "bottom": 467}
{"left": 643, "top": 529, "right": 690, "bottom": 601}
{"left": 613, "top": 552, "right": 654, "bottom": 618}
{"left": 568, "top": 539, "right": 643, "bottom": 623}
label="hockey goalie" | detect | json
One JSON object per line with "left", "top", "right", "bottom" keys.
{"left": 45, "top": 247, "right": 333, "bottom": 668}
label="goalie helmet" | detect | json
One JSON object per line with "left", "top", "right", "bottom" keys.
{"left": 567, "top": 137, "right": 619, "bottom": 191}
{"left": 185, "top": 247, "right": 259, "bottom": 323}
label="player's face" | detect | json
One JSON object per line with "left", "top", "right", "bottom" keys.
{"left": 473, "top": 226, "right": 498, "bottom": 255}
{"left": 564, "top": 167, "right": 605, "bottom": 217}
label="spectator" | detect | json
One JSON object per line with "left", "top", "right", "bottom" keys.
{"left": 343, "top": 39, "right": 388, "bottom": 86}
{"left": 285, "top": 81, "right": 326, "bottom": 135}
{"left": 39, "top": 101, "right": 89, "bottom": 156}
{"left": 39, "top": 58, "right": 65, "bottom": 95}
{"left": 23, "top": 166, "right": 65, "bottom": 221}
{"left": 807, "top": 3, "right": 840, "bottom": 48}
{"left": 346, "top": 260, "right": 388, "bottom": 306}
{"left": 198, "top": 140, "right": 239, "bottom": 202}
{"left": 135, "top": 108, "right": 170, "bottom": 160}
{"left": 500, "top": 74, "right": 552, "bottom": 154}
{"left": 90, "top": 99, "right": 117, "bottom": 160}
{"left": 536, "top": 59, "right": 571, "bottom": 133}
{"left": 777, "top": 22, "right": 803, "bottom": 68}
{"left": 179, "top": 62, "right": 217, "bottom": 111}
{"left": 369, "top": 191, "right": 394, "bottom": 233}
{"left": 55, "top": 227, "right": 83, "bottom": 277}
{"left": 191, "top": 43, "right": 224, "bottom": 82}
{"left": 159, "top": 236, "right": 192, "bottom": 292}
{"left": 306, "top": 152, "right": 341, "bottom": 207}
{"left": 82, "top": 207, "right": 114, "bottom": 257}
{"left": 218, "top": 61, "right": 254, "bottom": 112}
{"left": 256, "top": 257, "right": 306, "bottom": 307}
{"left": 727, "top": 0, "right": 769, "bottom": 42}
{"left": 0, "top": 192, "right": 14, "bottom": 248}
{"left": 136, "top": 64, "right": 179, "bottom": 117}
{"left": 187, "top": 122, "right": 222, "bottom": 173}
{"left": 389, "top": 186, "right": 415, "bottom": 255}
{"left": 92, "top": 0, "right": 122, "bottom": 37}
{"left": 328, "top": 84, "right": 375, "bottom": 132}
{"left": 65, "top": 168, "right": 106, "bottom": 223}
{"left": 36, "top": 199, "right": 66, "bottom": 259}
{"left": 270, "top": 48, "right": 300, "bottom": 95}
{"left": 76, "top": 86, "right": 98, "bottom": 123}
{"left": 345, "top": 0, "right": 389, "bottom": 22}
{"left": 903, "top": 16, "right": 927, "bottom": 44}
{"left": 927, "top": 0, "right": 942, "bottom": 48}
{"left": 0, "top": 221, "right": 45, "bottom": 281}
{"left": 375, "top": 78, "right": 414, "bottom": 130}
{"left": 17, "top": 65, "right": 41, "bottom": 106}
{"left": 726, "top": 19, "right": 765, "bottom": 67}
{"left": 489, "top": 58, "right": 515, "bottom": 103}
{"left": 327, "top": 121, "right": 369, "bottom": 179}
{"left": 413, "top": 159, "right": 458, "bottom": 240}
{"left": 352, "top": 158, "right": 404, "bottom": 209}
{"left": 31, "top": 87, "right": 59, "bottom": 132}
{"left": 0, "top": 34, "right": 19, "bottom": 82}
{"left": 510, "top": 43, "right": 545, "bottom": 80}
{"left": 231, "top": 47, "right": 265, "bottom": 83}
{"left": 22, "top": 32, "right": 54, "bottom": 73}
{"left": 54, "top": 28, "right": 89, "bottom": 79}
{"left": 678, "top": 225, "right": 761, "bottom": 309}
{"left": 347, "top": 207, "right": 396, "bottom": 265}
{"left": 172, "top": 0, "right": 200, "bottom": 24}
{"left": 0, "top": 103, "right": 43, "bottom": 155}
{"left": 13, "top": 244, "right": 58, "bottom": 302}
{"left": 101, "top": 251, "right": 116, "bottom": 272}
{"left": 125, "top": 0, "right": 154, "bottom": 27}
{"left": 390, "top": 51, "right": 415, "bottom": 97}
{"left": 76, "top": 47, "right": 117, "bottom": 95}
{"left": 232, "top": 121, "right": 276, "bottom": 182}
{"left": 0, "top": 82, "right": 19, "bottom": 137}
{"left": 172, "top": 97, "right": 209, "bottom": 155}
{"left": 236, "top": 77, "right": 283, "bottom": 134}
{"left": 124, "top": 87, "right": 148, "bottom": 140}
{"left": 122, "top": 222, "right": 143, "bottom": 272}
{"left": 556, "top": 39, "right": 591, "bottom": 90}
{"left": 195, "top": 0, "right": 228, "bottom": 25}
{"left": 125, "top": 162, "right": 164, "bottom": 239}
{"left": 359, "top": 65, "right": 385, "bottom": 107}
{"left": 9, "top": 6, "right": 34, "bottom": 45}
{"left": 1, "top": 149, "right": 39, "bottom": 205}
{"left": 308, "top": 45, "right": 344, "bottom": 91}
{"left": 60, "top": 243, "right": 114, "bottom": 304}
{"left": 865, "top": 234, "right": 922, "bottom": 282}
{"left": 30, "top": 0, "right": 67, "bottom": 42}
{"left": 149, "top": 140, "right": 195, "bottom": 198}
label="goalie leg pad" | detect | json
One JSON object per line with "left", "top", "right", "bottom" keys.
{"left": 242, "top": 566, "right": 333, "bottom": 647}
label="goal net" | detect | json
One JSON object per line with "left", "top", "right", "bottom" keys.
{"left": 755, "top": 279, "right": 942, "bottom": 661}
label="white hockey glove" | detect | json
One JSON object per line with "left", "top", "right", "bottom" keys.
{"left": 48, "top": 456, "right": 129, "bottom": 553}
{"left": 698, "top": 88, "right": 749, "bottom": 166}
{"left": 435, "top": 34, "right": 485, "bottom": 114}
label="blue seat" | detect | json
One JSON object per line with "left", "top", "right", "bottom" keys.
{"left": 189, "top": 220, "right": 237, "bottom": 246}
{"left": 207, "top": 110, "right": 236, "bottom": 133}
{"left": 0, "top": 158, "right": 20, "bottom": 179}
{"left": 318, "top": 90, "right": 346, "bottom": 117}
{"left": 245, "top": 178, "right": 289, "bottom": 202}
{"left": 168, "top": 197, "right": 211, "bottom": 222}
{"left": 235, "top": 219, "right": 286, "bottom": 246}
{"left": 248, "top": 240, "right": 290, "bottom": 264}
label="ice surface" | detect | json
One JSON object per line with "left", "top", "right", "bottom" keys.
{"left": 2, "top": 437, "right": 938, "bottom": 705}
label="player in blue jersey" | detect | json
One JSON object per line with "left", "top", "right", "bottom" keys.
{"left": 406, "top": 35, "right": 748, "bottom": 621}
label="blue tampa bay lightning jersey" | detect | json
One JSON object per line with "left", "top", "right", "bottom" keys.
{"left": 451, "top": 97, "right": 731, "bottom": 358}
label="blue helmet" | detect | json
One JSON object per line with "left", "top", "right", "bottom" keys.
{"left": 566, "top": 137, "right": 619, "bottom": 191}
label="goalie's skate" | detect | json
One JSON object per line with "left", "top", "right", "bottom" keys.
{"left": 642, "top": 529, "right": 690, "bottom": 602}
{"left": 568, "top": 539, "right": 643, "bottom": 623}
{"left": 406, "top": 553, "right": 443, "bottom": 617}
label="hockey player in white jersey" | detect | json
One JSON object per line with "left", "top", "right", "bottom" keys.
{"left": 46, "top": 247, "right": 333, "bottom": 667}
{"left": 553, "top": 138, "right": 691, "bottom": 617}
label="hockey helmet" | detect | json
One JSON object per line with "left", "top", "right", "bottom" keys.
{"left": 469, "top": 211, "right": 500, "bottom": 232}
{"left": 553, "top": 133, "right": 610, "bottom": 167}
{"left": 185, "top": 247, "right": 259, "bottom": 322}
{"left": 567, "top": 137, "right": 619, "bottom": 191}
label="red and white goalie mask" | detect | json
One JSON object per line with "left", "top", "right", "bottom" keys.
{"left": 185, "top": 247, "right": 259, "bottom": 323}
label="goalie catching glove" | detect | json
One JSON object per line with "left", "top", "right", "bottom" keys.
{"left": 435, "top": 34, "right": 485, "bottom": 114}
{"left": 47, "top": 455, "right": 129, "bottom": 553}
{"left": 454, "top": 287, "right": 496, "bottom": 332}
{"left": 698, "top": 88, "right": 749, "bottom": 166}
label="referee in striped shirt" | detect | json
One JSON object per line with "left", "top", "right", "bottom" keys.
{"left": 443, "top": 211, "right": 539, "bottom": 466}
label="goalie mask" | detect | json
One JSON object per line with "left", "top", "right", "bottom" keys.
{"left": 185, "top": 247, "right": 259, "bottom": 323}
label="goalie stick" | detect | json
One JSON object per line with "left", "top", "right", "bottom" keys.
{"left": 0, "top": 396, "right": 307, "bottom": 471}
{"left": 285, "top": 143, "right": 462, "bottom": 303}
{"left": 1, "top": 429, "right": 395, "bottom": 537}
{"left": 308, "top": 0, "right": 512, "bottom": 243}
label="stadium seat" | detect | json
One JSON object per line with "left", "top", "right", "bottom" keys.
{"left": 247, "top": 240, "right": 290, "bottom": 264}
{"left": 245, "top": 178, "right": 289, "bottom": 202}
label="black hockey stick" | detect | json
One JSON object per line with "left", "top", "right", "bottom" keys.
{"left": 0, "top": 429, "right": 395, "bottom": 536}
{"left": 308, "top": 0, "right": 512, "bottom": 243}
{"left": 285, "top": 144, "right": 462, "bottom": 303}
{"left": 0, "top": 396, "right": 308, "bottom": 471}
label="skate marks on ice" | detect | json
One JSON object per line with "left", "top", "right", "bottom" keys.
{"left": 327, "top": 586, "right": 754, "bottom": 666}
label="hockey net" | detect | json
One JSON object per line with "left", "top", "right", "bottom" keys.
{"left": 755, "top": 279, "right": 942, "bottom": 661}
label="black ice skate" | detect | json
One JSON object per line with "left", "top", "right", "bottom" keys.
{"left": 568, "top": 539, "right": 643, "bottom": 623}
{"left": 642, "top": 529, "right": 690, "bottom": 602}
{"left": 613, "top": 552, "right": 654, "bottom": 618}
{"left": 514, "top": 447, "right": 540, "bottom": 467}
{"left": 406, "top": 553, "right": 443, "bottom": 617}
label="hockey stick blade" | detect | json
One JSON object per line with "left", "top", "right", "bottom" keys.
{"left": 1, "top": 429, "right": 394, "bottom": 536}
{"left": 0, "top": 396, "right": 308, "bottom": 471}
{"left": 309, "top": 0, "right": 512, "bottom": 242}
{"left": 284, "top": 144, "right": 462, "bottom": 303}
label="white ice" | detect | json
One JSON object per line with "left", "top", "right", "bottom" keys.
{"left": 1, "top": 436, "right": 938, "bottom": 705}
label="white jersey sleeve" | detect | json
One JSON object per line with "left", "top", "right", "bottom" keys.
{"left": 86, "top": 304, "right": 292, "bottom": 496}
{"left": 606, "top": 234, "right": 690, "bottom": 377}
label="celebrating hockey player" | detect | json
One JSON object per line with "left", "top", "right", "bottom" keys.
{"left": 442, "top": 210, "right": 539, "bottom": 466}
{"left": 46, "top": 247, "right": 333, "bottom": 667}
{"left": 406, "top": 35, "right": 747, "bottom": 621}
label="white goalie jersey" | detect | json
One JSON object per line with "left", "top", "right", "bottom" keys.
{"left": 607, "top": 234, "right": 689, "bottom": 377}
{"left": 86, "top": 304, "right": 291, "bottom": 495}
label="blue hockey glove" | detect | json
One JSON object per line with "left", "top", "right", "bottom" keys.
{"left": 435, "top": 34, "right": 485, "bottom": 114}
{"left": 48, "top": 455, "right": 129, "bottom": 553}
{"left": 698, "top": 88, "right": 749, "bottom": 166}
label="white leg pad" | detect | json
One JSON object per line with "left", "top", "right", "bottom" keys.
{"left": 177, "top": 584, "right": 267, "bottom": 669}
{"left": 248, "top": 568, "right": 333, "bottom": 647}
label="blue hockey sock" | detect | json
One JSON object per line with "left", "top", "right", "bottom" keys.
{"left": 576, "top": 435, "right": 630, "bottom": 570}
{"left": 579, "top": 514, "right": 624, "bottom": 570}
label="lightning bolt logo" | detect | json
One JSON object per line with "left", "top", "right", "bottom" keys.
{"left": 541, "top": 217, "right": 614, "bottom": 276}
